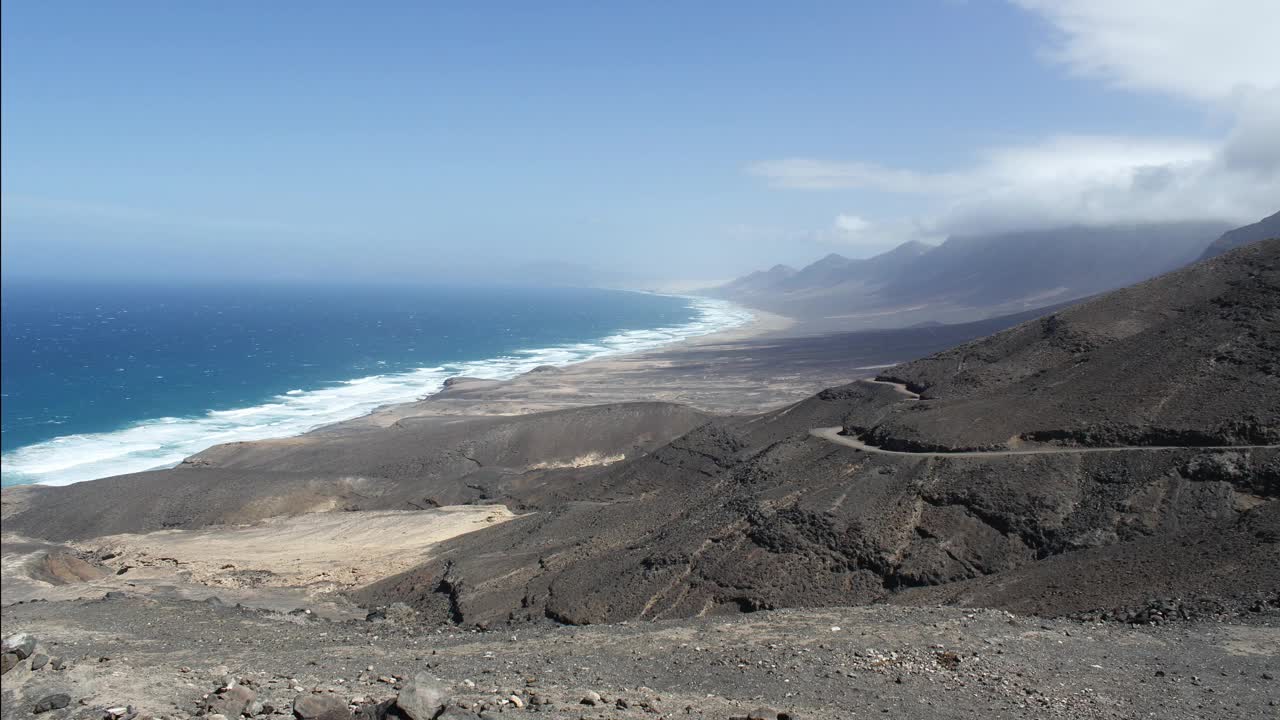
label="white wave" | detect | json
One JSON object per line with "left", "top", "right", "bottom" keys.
{"left": 1, "top": 296, "right": 752, "bottom": 487}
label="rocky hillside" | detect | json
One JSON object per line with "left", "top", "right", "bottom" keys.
{"left": 1, "top": 402, "right": 710, "bottom": 541}
{"left": 357, "top": 240, "right": 1280, "bottom": 627}
{"left": 868, "top": 237, "right": 1280, "bottom": 450}
{"left": 1200, "top": 209, "right": 1280, "bottom": 259}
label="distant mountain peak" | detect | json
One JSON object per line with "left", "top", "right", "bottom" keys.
{"left": 1199, "top": 209, "right": 1280, "bottom": 260}
{"left": 710, "top": 220, "right": 1236, "bottom": 329}
{"left": 887, "top": 239, "right": 931, "bottom": 253}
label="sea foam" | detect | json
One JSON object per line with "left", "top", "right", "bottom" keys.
{"left": 0, "top": 296, "right": 752, "bottom": 487}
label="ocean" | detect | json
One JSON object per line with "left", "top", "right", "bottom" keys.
{"left": 0, "top": 281, "right": 750, "bottom": 487}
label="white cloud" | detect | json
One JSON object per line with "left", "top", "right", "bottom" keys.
{"left": 751, "top": 126, "right": 1279, "bottom": 235}
{"left": 1012, "top": 0, "right": 1280, "bottom": 102}
{"left": 748, "top": 1, "right": 1280, "bottom": 239}
{"left": 834, "top": 214, "right": 871, "bottom": 233}
{"left": 750, "top": 135, "right": 1215, "bottom": 195}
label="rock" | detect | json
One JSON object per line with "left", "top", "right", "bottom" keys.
{"left": 209, "top": 715, "right": 230, "bottom": 720}
{"left": 353, "top": 698, "right": 396, "bottom": 720}
{"left": 394, "top": 673, "right": 451, "bottom": 720}
{"left": 33, "top": 694, "right": 72, "bottom": 713}
{"left": 51, "top": 657, "right": 67, "bottom": 671}
{"left": 935, "top": 651, "right": 962, "bottom": 670}
{"left": 2, "top": 633, "right": 37, "bottom": 659}
{"left": 507, "top": 695, "right": 524, "bottom": 708}
{"left": 384, "top": 603, "right": 418, "bottom": 625}
{"left": 294, "top": 694, "right": 351, "bottom": 720}
{"left": 247, "top": 699, "right": 266, "bottom": 717}
{"left": 365, "top": 610, "right": 387, "bottom": 622}
{"left": 207, "top": 685, "right": 257, "bottom": 717}
{"left": 1, "top": 653, "right": 19, "bottom": 675}
{"left": 581, "top": 691, "right": 602, "bottom": 706}
{"left": 31, "top": 653, "right": 49, "bottom": 670}
{"left": 747, "top": 707, "right": 781, "bottom": 720}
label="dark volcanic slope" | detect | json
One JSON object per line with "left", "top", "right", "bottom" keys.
{"left": 1200, "top": 209, "right": 1280, "bottom": 259}
{"left": 892, "top": 501, "right": 1280, "bottom": 617}
{"left": 358, "top": 388, "right": 1278, "bottom": 626}
{"left": 869, "top": 238, "right": 1280, "bottom": 450}
{"left": 2, "top": 403, "right": 709, "bottom": 541}
{"left": 356, "top": 241, "right": 1280, "bottom": 627}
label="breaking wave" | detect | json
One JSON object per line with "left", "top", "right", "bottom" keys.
{"left": 1, "top": 296, "right": 751, "bottom": 487}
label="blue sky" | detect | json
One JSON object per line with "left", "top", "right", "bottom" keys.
{"left": 2, "top": 1, "right": 1277, "bottom": 286}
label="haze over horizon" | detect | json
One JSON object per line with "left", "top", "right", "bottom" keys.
{"left": 2, "top": 0, "right": 1278, "bottom": 288}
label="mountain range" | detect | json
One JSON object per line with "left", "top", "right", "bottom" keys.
{"left": 710, "top": 220, "right": 1261, "bottom": 330}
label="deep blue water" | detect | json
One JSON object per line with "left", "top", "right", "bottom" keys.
{"left": 1, "top": 281, "right": 749, "bottom": 486}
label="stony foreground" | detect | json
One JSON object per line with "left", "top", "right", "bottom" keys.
{"left": 2, "top": 595, "right": 1277, "bottom": 720}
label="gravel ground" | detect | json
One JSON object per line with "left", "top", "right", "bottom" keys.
{"left": 3, "top": 595, "right": 1277, "bottom": 720}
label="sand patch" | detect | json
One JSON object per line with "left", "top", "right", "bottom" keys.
{"left": 528, "top": 452, "right": 627, "bottom": 470}
{"left": 71, "top": 505, "right": 516, "bottom": 593}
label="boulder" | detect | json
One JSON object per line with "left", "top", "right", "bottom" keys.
{"left": 352, "top": 698, "right": 394, "bottom": 720}
{"left": 384, "top": 603, "right": 418, "bottom": 625}
{"left": 207, "top": 685, "right": 257, "bottom": 717}
{"left": 394, "top": 673, "right": 450, "bottom": 720}
{"left": 1, "top": 653, "right": 19, "bottom": 675}
{"left": 294, "top": 694, "right": 351, "bottom": 720}
{"left": 33, "top": 694, "right": 72, "bottom": 714}
{"left": 31, "top": 654, "right": 49, "bottom": 670}
{"left": 2, "top": 633, "right": 37, "bottom": 659}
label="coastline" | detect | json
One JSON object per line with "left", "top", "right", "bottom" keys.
{"left": 0, "top": 296, "right": 780, "bottom": 487}
{"left": 246, "top": 305, "right": 816, "bottom": 447}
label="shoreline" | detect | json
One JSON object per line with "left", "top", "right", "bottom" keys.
{"left": 1, "top": 296, "right": 783, "bottom": 488}
{"left": 350, "top": 303, "right": 794, "bottom": 419}
{"left": 303, "top": 303, "right": 806, "bottom": 434}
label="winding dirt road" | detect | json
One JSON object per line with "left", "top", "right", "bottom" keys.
{"left": 810, "top": 379, "right": 1280, "bottom": 457}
